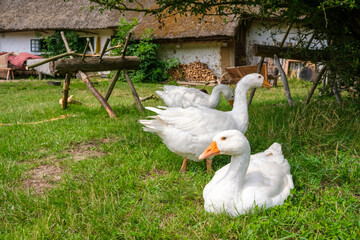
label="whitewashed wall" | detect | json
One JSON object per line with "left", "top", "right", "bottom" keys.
{"left": 0, "top": 31, "right": 50, "bottom": 54}
{"left": 246, "top": 20, "right": 319, "bottom": 65}
{"left": 158, "top": 42, "right": 223, "bottom": 77}
{"left": 0, "top": 29, "right": 114, "bottom": 55}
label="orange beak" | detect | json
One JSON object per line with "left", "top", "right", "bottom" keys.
{"left": 262, "top": 79, "right": 272, "bottom": 89}
{"left": 199, "top": 141, "right": 220, "bottom": 160}
{"left": 228, "top": 100, "right": 234, "bottom": 107}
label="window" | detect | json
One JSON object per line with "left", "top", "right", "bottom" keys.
{"left": 30, "top": 39, "right": 42, "bottom": 52}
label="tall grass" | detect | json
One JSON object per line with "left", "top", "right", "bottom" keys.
{"left": 0, "top": 77, "right": 359, "bottom": 239}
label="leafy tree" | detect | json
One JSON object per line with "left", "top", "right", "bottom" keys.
{"left": 41, "top": 31, "right": 88, "bottom": 57}
{"left": 88, "top": 0, "right": 360, "bottom": 100}
{"left": 111, "top": 18, "right": 180, "bottom": 83}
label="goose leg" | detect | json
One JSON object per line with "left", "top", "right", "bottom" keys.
{"left": 180, "top": 158, "right": 188, "bottom": 173}
{"left": 206, "top": 158, "right": 213, "bottom": 173}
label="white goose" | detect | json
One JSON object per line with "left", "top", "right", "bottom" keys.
{"left": 199, "top": 130, "right": 294, "bottom": 217}
{"left": 156, "top": 84, "right": 234, "bottom": 108}
{"left": 139, "top": 73, "right": 271, "bottom": 172}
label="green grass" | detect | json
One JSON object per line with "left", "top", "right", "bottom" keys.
{"left": 0, "top": 77, "right": 359, "bottom": 239}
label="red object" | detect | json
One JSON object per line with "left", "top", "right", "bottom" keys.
{"left": 7, "top": 52, "right": 42, "bottom": 69}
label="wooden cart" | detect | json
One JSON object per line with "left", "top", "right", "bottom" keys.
{"left": 219, "top": 64, "right": 268, "bottom": 85}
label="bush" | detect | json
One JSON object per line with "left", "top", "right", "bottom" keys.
{"left": 41, "top": 31, "right": 87, "bottom": 57}
{"left": 111, "top": 18, "right": 180, "bottom": 83}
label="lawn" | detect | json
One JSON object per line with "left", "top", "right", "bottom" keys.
{"left": 0, "top": 77, "right": 359, "bottom": 239}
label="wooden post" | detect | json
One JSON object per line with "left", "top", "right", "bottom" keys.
{"left": 247, "top": 57, "right": 264, "bottom": 108}
{"left": 87, "top": 37, "right": 94, "bottom": 54}
{"left": 274, "top": 55, "right": 294, "bottom": 106}
{"left": 330, "top": 75, "right": 343, "bottom": 108}
{"left": 77, "top": 71, "right": 117, "bottom": 118}
{"left": 123, "top": 69, "right": 144, "bottom": 112}
{"left": 104, "top": 70, "right": 121, "bottom": 101}
{"left": 99, "top": 38, "right": 111, "bottom": 60}
{"left": 121, "top": 32, "right": 144, "bottom": 112}
{"left": 82, "top": 38, "right": 90, "bottom": 61}
{"left": 274, "top": 24, "right": 295, "bottom": 107}
{"left": 61, "top": 74, "right": 71, "bottom": 109}
{"left": 60, "top": 31, "right": 117, "bottom": 118}
{"left": 121, "top": 32, "right": 132, "bottom": 58}
{"left": 304, "top": 65, "right": 327, "bottom": 104}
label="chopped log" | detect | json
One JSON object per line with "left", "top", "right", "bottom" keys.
{"left": 252, "top": 44, "right": 328, "bottom": 62}
{"left": 139, "top": 94, "right": 156, "bottom": 102}
{"left": 169, "top": 61, "right": 217, "bottom": 82}
{"left": 50, "top": 56, "right": 140, "bottom": 75}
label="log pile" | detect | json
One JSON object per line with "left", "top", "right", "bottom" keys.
{"left": 169, "top": 61, "right": 217, "bottom": 84}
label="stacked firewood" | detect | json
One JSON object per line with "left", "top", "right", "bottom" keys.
{"left": 168, "top": 61, "right": 217, "bottom": 82}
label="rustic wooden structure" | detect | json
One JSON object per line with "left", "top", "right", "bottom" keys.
{"left": 248, "top": 24, "right": 295, "bottom": 107}
{"left": 27, "top": 31, "right": 143, "bottom": 118}
{"left": 252, "top": 44, "right": 328, "bottom": 62}
{"left": 221, "top": 64, "right": 268, "bottom": 85}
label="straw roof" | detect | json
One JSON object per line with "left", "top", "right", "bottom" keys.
{"left": 0, "top": 0, "right": 240, "bottom": 41}
{"left": 0, "top": 0, "right": 121, "bottom": 32}
{"left": 132, "top": 14, "right": 239, "bottom": 42}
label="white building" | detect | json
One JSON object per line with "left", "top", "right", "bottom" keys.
{"left": 0, "top": 0, "right": 315, "bottom": 79}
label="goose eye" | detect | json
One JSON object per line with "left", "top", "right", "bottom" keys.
{"left": 221, "top": 137, "right": 227, "bottom": 141}
{"left": 258, "top": 76, "right": 261, "bottom": 79}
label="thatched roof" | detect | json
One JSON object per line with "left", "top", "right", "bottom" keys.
{"left": 132, "top": 14, "right": 239, "bottom": 42}
{"left": 0, "top": 0, "right": 240, "bottom": 41}
{"left": 0, "top": 0, "right": 121, "bottom": 32}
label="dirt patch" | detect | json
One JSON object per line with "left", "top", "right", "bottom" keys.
{"left": 67, "top": 141, "right": 107, "bottom": 162}
{"left": 22, "top": 165, "right": 63, "bottom": 194}
{"left": 21, "top": 138, "right": 112, "bottom": 194}
{"left": 145, "top": 168, "right": 169, "bottom": 180}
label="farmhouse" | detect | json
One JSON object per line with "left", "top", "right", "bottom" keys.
{"left": 0, "top": 0, "right": 313, "bottom": 79}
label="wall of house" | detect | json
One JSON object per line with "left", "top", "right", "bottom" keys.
{"left": 245, "top": 20, "right": 319, "bottom": 66}
{"left": 0, "top": 29, "right": 115, "bottom": 56}
{"left": 0, "top": 31, "right": 52, "bottom": 55}
{"left": 158, "top": 41, "right": 229, "bottom": 77}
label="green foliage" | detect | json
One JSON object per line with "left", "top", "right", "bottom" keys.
{"left": 111, "top": 18, "right": 180, "bottom": 83}
{"left": 41, "top": 31, "right": 88, "bottom": 57}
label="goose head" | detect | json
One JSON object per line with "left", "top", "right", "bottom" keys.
{"left": 199, "top": 130, "right": 250, "bottom": 159}
{"left": 238, "top": 73, "right": 272, "bottom": 89}
{"left": 220, "top": 85, "right": 235, "bottom": 106}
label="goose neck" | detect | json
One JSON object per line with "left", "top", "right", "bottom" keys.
{"left": 224, "top": 153, "right": 250, "bottom": 191}
{"left": 231, "top": 84, "right": 249, "bottom": 129}
{"left": 208, "top": 87, "right": 222, "bottom": 106}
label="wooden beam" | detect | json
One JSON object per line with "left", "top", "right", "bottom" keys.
{"left": 50, "top": 56, "right": 140, "bottom": 75}
{"left": 274, "top": 55, "right": 294, "bottom": 106}
{"left": 252, "top": 44, "right": 327, "bottom": 62}
{"left": 104, "top": 70, "right": 121, "bottom": 101}
{"left": 247, "top": 57, "right": 264, "bottom": 108}
{"left": 77, "top": 71, "right": 117, "bottom": 118}
{"left": 61, "top": 74, "right": 71, "bottom": 109}
{"left": 304, "top": 66, "right": 327, "bottom": 104}
{"left": 123, "top": 69, "right": 144, "bottom": 112}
